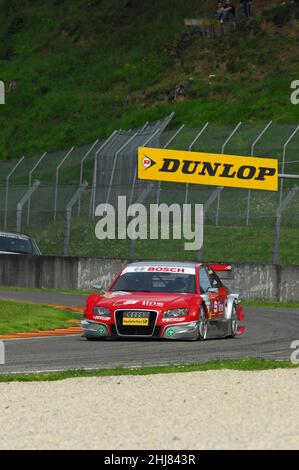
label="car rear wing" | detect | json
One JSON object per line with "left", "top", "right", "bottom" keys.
{"left": 207, "top": 263, "right": 232, "bottom": 273}
{"left": 207, "top": 262, "right": 233, "bottom": 283}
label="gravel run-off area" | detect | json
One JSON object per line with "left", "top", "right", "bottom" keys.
{"left": 0, "top": 369, "right": 298, "bottom": 450}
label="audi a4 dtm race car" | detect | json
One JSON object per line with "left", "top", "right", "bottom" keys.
{"left": 81, "top": 261, "right": 245, "bottom": 341}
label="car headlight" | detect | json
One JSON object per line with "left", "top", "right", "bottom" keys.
{"left": 93, "top": 306, "right": 111, "bottom": 318}
{"left": 164, "top": 308, "right": 189, "bottom": 318}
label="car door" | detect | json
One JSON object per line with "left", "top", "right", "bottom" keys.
{"left": 199, "top": 266, "right": 217, "bottom": 319}
{"left": 206, "top": 266, "right": 227, "bottom": 319}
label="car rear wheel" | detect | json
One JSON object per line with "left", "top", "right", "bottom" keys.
{"left": 228, "top": 305, "right": 238, "bottom": 338}
{"left": 198, "top": 306, "right": 208, "bottom": 341}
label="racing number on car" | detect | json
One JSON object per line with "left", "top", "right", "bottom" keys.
{"left": 211, "top": 300, "right": 225, "bottom": 316}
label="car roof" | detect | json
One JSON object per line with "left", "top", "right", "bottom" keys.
{"left": 0, "top": 231, "right": 31, "bottom": 240}
{"left": 128, "top": 261, "right": 201, "bottom": 268}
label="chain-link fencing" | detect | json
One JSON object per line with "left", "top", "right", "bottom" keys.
{"left": 1, "top": 115, "right": 299, "bottom": 264}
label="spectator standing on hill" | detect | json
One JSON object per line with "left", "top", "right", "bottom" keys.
{"left": 214, "top": 1, "right": 236, "bottom": 23}
{"left": 214, "top": 2, "right": 225, "bottom": 22}
{"left": 223, "top": 0, "right": 236, "bottom": 20}
{"left": 240, "top": 0, "right": 252, "bottom": 17}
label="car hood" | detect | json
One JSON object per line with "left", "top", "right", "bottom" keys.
{"left": 0, "top": 251, "right": 21, "bottom": 255}
{"left": 95, "top": 290, "right": 198, "bottom": 310}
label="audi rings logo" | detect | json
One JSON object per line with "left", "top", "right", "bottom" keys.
{"left": 126, "top": 311, "right": 148, "bottom": 318}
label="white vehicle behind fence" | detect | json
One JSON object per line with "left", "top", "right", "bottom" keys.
{"left": 0, "top": 231, "right": 41, "bottom": 255}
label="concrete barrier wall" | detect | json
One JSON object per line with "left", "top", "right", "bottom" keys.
{"left": 77, "top": 258, "right": 127, "bottom": 290}
{"left": 225, "top": 264, "right": 279, "bottom": 301}
{"left": 279, "top": 265, "right": 299, "bottom": 302}
{"left": 0, "top": 254, "right": 298, "bottom": 301}
{"left": 0, "top": 255, "right": 79, "bottom": 290}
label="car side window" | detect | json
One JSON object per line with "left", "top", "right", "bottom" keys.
{"left": 206, "top": 267, "right": 223, "bottom": 289}
{"left": 199, "top": 267, "right": 212, "bottom": 293}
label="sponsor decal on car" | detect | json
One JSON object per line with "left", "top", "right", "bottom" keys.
{"left": 138, "top": 147, "right": 278, "bottom": 191}
{"left": 162, "top": 317, "right": 186, "bottom": 323}
{"left": 167, "top": 328, "right": 176, "bottom": 337}
{"left": 123, "top": 317, "right": 149, "bottom": 326}
{"left": 142, "top": 301, "right": 164, "bottom": 307}
{"left": 122, "top": 266, "right": 196, "bottom": 275}
{"left": 94, "top": 315, "right": 110, "bottom": 321}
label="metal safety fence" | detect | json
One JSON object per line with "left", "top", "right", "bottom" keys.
{"left": 1, "top": 114, "right": 299, "bottom": 264}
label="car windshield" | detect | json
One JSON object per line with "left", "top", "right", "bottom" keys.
{"left": 111, "top": 272, "right": 197, "bottom": 294}
{"left": 0, "top": 235, "right": 33, "bottom": 254}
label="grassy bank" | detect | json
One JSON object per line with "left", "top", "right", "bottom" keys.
{"left": 243, "top": 300, "right": 299, "bottom": 309}
{"left": 0, "top": 286, "right": 91, "bottom": 295}
{"left": 0, "top": 299, "right": 81, "bottom": 334}
{"left": 0, "top": 359, "right": 298, "bottom": 382}
{"left": 26, "top": 221, "right": 299, "bottom": 265}
{"left": 0, "top": 0, "right": 299, "bottom": 159}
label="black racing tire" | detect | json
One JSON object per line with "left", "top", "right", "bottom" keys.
{"left": 84, "top": 336, "right": 106, "bottom": 341}
{"left": 198, "top": 305, "right": 208, "bottom": 341}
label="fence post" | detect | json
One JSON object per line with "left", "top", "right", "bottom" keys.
{"left": 105, "top": 133, "right": 138, "bottom": 207}
{"left": 246, "top": 121, "right": 272, "bottom": 226}
{"left": 127, "top": 129, "right": 163, "bottom": 259}
{"left": 4, "top": 156, "right": 25, "bottom": 230}
{"left": 156, "top": 125, "right": 185, "bottom": 206}
{"left": 197, "top": 187, "right": 222, "bottom": 260}
{"left": 77, "top": 140, "right": 99, "bottom": 217}
{"left": 16, "top": 181, "right": 40, "bottom": 233}
{"left": 128, "top": 185, "right": 155, "bottom": 261}
{"left": 64, "top": 181, "right": 88, "bottom": 256}
{"left": 273, "top": 185, "right": 299, "bottom": 264}
{"left": 27, "top": 151, "right": 47, "bottom": 226}
{"left": 141, "top": 121, "right": 149, "bottom": 131}
{"left": 90, "top": 130, "right": 119, "bottom": 220}
{"left": 53, "top": 147, "right": 74, "bottom": 221}
{"left": 215, "top": 122, "right": 242, "bottom": 226}
{"left": 129, "top": 128, "right": 162, "bottom": 207}
{"left": 279, "top": 126, "right": 299, "bottom": 206}
{"left": 185, "top": 122, "right": 209, "bottom": 205}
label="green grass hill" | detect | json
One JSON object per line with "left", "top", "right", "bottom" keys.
{"left": 0, "top": 0, "right": 299, "bottom": 159}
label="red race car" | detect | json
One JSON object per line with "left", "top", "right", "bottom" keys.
{"left": 81, "top": 261, "right": 245, "bottom": 341}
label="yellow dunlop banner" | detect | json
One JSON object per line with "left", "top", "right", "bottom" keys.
{"left": 138, "top": 147, "right": 278, "bottom": 191}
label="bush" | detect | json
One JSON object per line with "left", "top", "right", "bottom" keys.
{"left": 263, "top": 1, "right": 299, "bottom": 26}
{"left": 7, "top": 16, "right": 25, "bottom": 34}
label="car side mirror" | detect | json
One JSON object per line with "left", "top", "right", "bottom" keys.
{"left": 207, "top": 287, "right": 218, "bottom": 293}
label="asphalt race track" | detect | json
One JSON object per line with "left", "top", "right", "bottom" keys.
{"left": 0, "top": 290, "right": 298, "bottom": 374}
